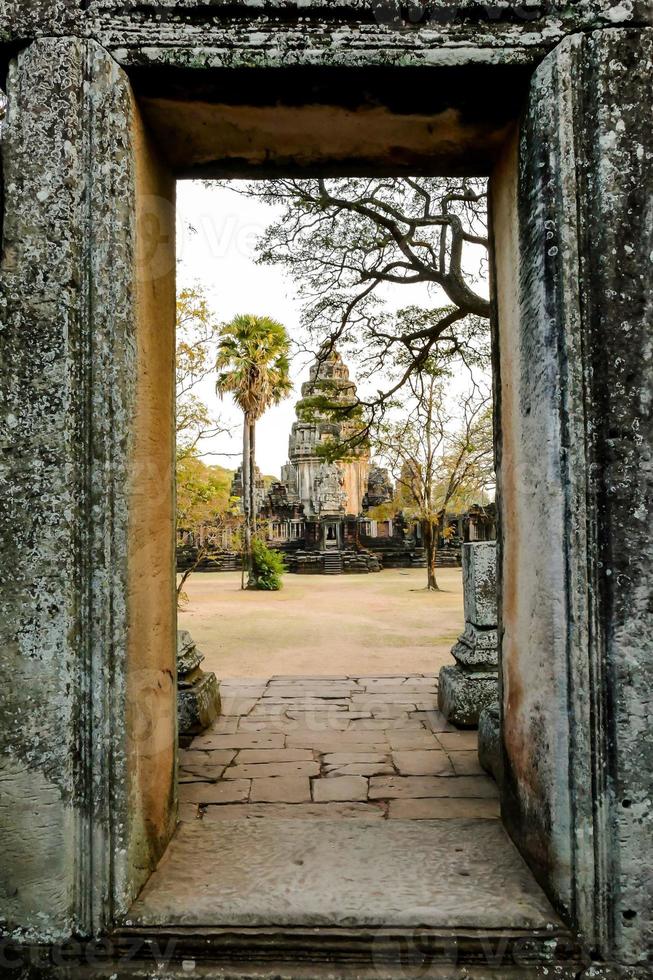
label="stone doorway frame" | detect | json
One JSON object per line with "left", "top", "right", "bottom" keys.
{"left": 0, "top": 6, "right": 650, "bottom": 974}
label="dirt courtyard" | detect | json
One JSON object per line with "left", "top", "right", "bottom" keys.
{"left": 178, "top": 567, "right": 463, "bottom": 678}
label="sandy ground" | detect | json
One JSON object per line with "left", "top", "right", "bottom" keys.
{"left": 178, "top": 567, "right": 463, "bottom": 678}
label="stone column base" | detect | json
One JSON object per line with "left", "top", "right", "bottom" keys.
{"left": 437, "top": 665, "right": 498, "bottom": 728}
{"left": 478, "top": 703, "right": 502, "bottom": 783}
{"left": 178, "top": 670, "right": 221, "bottom": 737}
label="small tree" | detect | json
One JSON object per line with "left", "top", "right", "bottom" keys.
{"left": 176, "top": 454, "right": 243, "bottom": 605}
{"left": 175, "top": 285, "right": 233, "bottom": 597}
{"left": 215, "top": 314, "right": 292, "bottom": 588}
{"left": 250, "top": 538, "right": 286, "bottom": 591}
{"left": 374, "top": 366, "right": 494, "bottom": 591}
{"left": 176, "top": 285, "right": 227, "bottom": 459}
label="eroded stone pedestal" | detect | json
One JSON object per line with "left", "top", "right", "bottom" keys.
{"left": 177, "top": 630, "right": 221, "bottom": 736}
{"left": 478, "top": 703, "right": 502, "bottom": 784}
{"left": 438, "top": 542, "right": 498, "bottom": 728}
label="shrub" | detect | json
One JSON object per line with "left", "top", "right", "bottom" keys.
{"left": 250, "top": 539, "right": 286, "bottom": 591}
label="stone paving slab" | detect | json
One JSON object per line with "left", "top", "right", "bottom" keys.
{"left": 324, "top": 762, "right": 395, "bottom": 777}
{"left": 410, "top": 710, "right": 457, "bottom": 732}
{"left": 270, "top": 675, "right": 352, "bottom": 681}
{"left": 128, "top": 819, "right": 559, "bottom": 929}
{"left": 392, "top": 751, "right": 454, "bottom": 775}
{"left": 224, "top": 762, "right": 320, "bottom": 780}
{"left": 285, "top": 734, "right": 389, "bottom": 752}
{"left": 194, "top": 716, "right": 239, "bottom": 736}
{"left": 179, "top": 780, "right": 250, "bottom": 804}
{"left": 436, "top": 731, "right": 480, "bottom": 750}
{"left": 449, "top": 750, "right": 486, "bottom": 775}
{"left": 179, "top": 676, "right": 496, "bottom": 820}
{"left": 388, "top": 733, "right": 443, "bottom": 750}
{"left": 369, "top": 775, "right": 499, "bottom": 800}
{"left": 322, "top": 753, "right": 390, "bottom": 765}
{"left": 262, "top": 697, "right": 351, "bottom": 708}
{"left": 235, "top": 749, "right": 315, "bottom": 764}
{"left": 201, "top": 803, "right": 386, "bottom": 821}
{"left": 312, "top": 775, "right": 368, "bottom": 802}
{"left": 180, "top": 749, "right": 237, "bottom": 766}
{"left": 283, "top": 713, "right": 351, "bottom": 726}
{"left": 179, "top": 764, "right": 226, "bottom": 783}
{"left": 250, "top": 776, "right": 311, "bottom": 803}
{"left": 220, "top": 697, "right": 260, "bottom": 715}
{"left": 348, "top": 718, "right": 424, "bottom": 732}
{"left": 194, "top": 734, "right": 285, "bottom": 750}
{"left": 388, "top": 798, "right": 500, "bottom": 819}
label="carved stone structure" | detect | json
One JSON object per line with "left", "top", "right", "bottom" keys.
{"left": 0, "top": 3, "right": 651, "bottom": 976}
{"left": 439, "top": 542, "right": 498, "bottom": 727}
{"left": 234, "top": 348, "right": 411, "bottom": 572}
{"left": 478, "top": 703, "right": 503, "bottom": 785}
{"left": 176, "top": 630, "right": 221, "bottom": 738}
{"left": 284, "top": 348, "right": 370, "bottom": 518}
{"left": 231, "top": 462, "right": 266, "bottom": 515}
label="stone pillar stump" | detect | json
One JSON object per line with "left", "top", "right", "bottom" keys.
{"left": 177, "top": 630, "right": 221, "bottom": 738}
{"left": 438, "top": 542, "right": 498, "bottom": 727}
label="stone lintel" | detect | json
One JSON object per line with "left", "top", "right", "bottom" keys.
{"left": 3, "top": 2, "right": 651, "bottom": 51}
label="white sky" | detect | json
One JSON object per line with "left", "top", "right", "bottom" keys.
{"left": 176, "top": 180, "right": 488, "bottom": 477}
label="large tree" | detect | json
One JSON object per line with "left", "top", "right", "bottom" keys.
{"left": 215, "top": 314, "right": 292, "bottom": 588}
{"left": 374, "top": 363, "right": 494, "bottom": 591}
{"left": 240, "top": 177, "right": 490, "bottom": 424}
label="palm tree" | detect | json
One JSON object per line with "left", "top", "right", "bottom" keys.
{"left": 215, "top": 314, "right": 292, "bottom": 587}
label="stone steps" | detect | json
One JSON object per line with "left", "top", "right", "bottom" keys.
{"left": 115, "top": 818, "right": 582, "bottom": 978}
{"left": 323, "top": 552, "right": 344, "bottom": 574}
{"left": 109, "top": 925, "right": 582, "bottom": 978}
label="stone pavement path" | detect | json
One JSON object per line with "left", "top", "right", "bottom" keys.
{"left": 179, "top": 675, "right": 499, "bottom": 820}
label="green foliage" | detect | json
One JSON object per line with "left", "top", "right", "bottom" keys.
{"left": 314, "top": 435, "right": 369, "bottom": 464}
{"left": 215, "top": 313, "right": 292, "bottom": 419}
{"left": 176, "top": 454, "right": 276, "bottom": 531}
{"left": 176, "top": 285, "right": 225, "bottom": 459}
{"left": 176, "top": 454, "right": 234, "bottom": 527}
{"left": 250, "top": 538, "right": 286, "bottom": 591}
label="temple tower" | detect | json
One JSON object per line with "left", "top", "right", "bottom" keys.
{"left": 281, "top": 348, "right": 369, "bottom": 520}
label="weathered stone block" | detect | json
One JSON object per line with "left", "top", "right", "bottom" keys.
{"left": 478, "top": 704, "right": 503, "bottom": 785}
{"left": 451, "top": 623, "right": 498, "bottom": 670}
{"left": 177, "top": 630, "right": 221, "bottom": 736}
{"left": 439, "top": 542, "right": 498, "bottom": 727}
{"left": 178, "top": 671, "right": 221, "bottom": 736}
{"left": 177, "top": 629, "right": 204, "bottom": 675}
{"left": 438, "top": 665, "right": 498, "bottom": 728}
{"left": 462, "top": 541, "right": 497, "bottom": 627}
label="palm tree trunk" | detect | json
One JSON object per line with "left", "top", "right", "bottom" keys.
{"left": 248, "top": 419, "right": 257, "bottom": 587}
{"left": 242, "top": 415, "right": 251, "bottom": 590}
{"left": 422, "top": 519, "right": 440, "bottom": 591}
{"left": 249, "top": 421, "right": 257, "bottom": 532}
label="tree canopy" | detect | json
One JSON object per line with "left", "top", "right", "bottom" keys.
{"left": 240, "top": 177, "right": 490, "bottom": 421}
{"left": 215, "top": 313, "right": 293, "bottom": 420}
